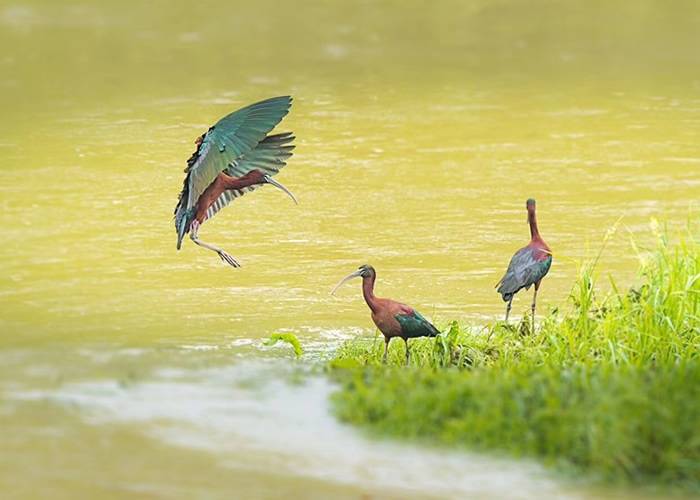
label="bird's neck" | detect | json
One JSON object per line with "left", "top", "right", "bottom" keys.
{"left": 362, "top": 275, "right": 380, "bottom": 313}
{"left": 528, "top": 208, "right": 541, "bottom": 241}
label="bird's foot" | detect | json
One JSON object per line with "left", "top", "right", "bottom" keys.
{"left": 218, "top": 250, "right": 241, "bottom": 268}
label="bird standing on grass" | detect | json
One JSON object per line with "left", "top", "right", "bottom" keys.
{"left": 332, "top": 265, "right": 440, "bottom": 364}
{"left": 496, "top": 198, "right": 552, "bottom": 327}
{"left": 174, "top": 96, "right": 298, "bottom": 267}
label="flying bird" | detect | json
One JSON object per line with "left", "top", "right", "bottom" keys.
{"left": 332, "top": 265, "right": 440, "bottom": 364}
{"left": 496, "top": 198, "right": 552, "bottom": 327}
{"left": 174, "top": 96, "right": 297, "bottom": 267}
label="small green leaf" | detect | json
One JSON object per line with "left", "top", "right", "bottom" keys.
{"left": 265, "top": 333, "right": 303, "bottom": 358}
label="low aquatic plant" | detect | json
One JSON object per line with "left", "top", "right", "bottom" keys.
{"left": 265, "top": 332, "right": 303, "bottom": 358}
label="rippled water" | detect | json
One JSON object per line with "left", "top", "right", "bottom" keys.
{"left": 1, "top": 1, "right": 699, "bottom": 498}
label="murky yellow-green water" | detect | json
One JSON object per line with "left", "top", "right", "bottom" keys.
{"left": 1, "top": 1, "right": 699, "bottom": 498}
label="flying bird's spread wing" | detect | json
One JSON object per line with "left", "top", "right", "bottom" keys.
{"left": 496, "top": 246, "right": 552, "bottom": 301}
{"left": 395, "top": 309, "right": 440, "bottom": 338}
{"left": 174, "top": 96, "right": 293, "bottom": 247}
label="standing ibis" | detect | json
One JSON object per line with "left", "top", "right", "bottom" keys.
{"left": 332, "top": 265, "right": 440, "bottom": 364}
{"left": 496, "top": 198, "right": 552, "bottom": 327}
{"left": 174, "top": 96, "right": 298, "bottom": 267}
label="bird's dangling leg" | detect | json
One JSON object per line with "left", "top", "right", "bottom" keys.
{"left": 189, "top": 220, "right": 240, "bottom": 268}
{"left": 403, "top": 338, "right": 410, "bottom": 366}
{"left": 382, "top": 337, "right": 390, "bottom": 364}
{"left": 531, "top": 281, "right": 541, "bottom": 333}
{"left": 505, "top": 298, "right": 513, "bottom": 322}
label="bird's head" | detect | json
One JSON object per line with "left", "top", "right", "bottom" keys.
{"left": 242, "top": 169, "right": 267, "bottom": 184}
{"left": 248, "top": 171, "right": 298, "bottom": 205}
{"left": 357, "top": 264, "right": 376, "bottom": 278}
{"left": 331, "top": 264, "right": 376, "bottom": 295}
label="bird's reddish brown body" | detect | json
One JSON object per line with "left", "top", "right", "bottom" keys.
{"left": 362, "top": 274, "right": 414, "bottom": 339}
{"left": 193, "top": 170, "right": 265, "bottom": 223}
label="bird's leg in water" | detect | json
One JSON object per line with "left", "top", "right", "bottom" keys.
{"left": 531, "top": 281, "right": 541, "bottom": 332}
{"left": 505, "top": 298, "right": 513, "bottom": 322}
{"left": 189, "top": 219, "right": 240, "bottom": 268}
{"left": 382, "top": 337, "right": 390, "bottom": 364}
{"left": 403, "top": 338, "right": 410, "bottom": 365}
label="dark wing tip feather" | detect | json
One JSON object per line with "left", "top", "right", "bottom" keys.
{"left": 496, "top": 269, "right": 520, "bottom": 299}
{"left": 264, "top": 131, "right": 295, "bottom": 141}
{"left": 426, "top": 320, "right": 440, "bottom": 337}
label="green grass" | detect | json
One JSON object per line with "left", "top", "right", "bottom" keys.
{"left": 328, "top": 222, "right": 700, "bottom": 489}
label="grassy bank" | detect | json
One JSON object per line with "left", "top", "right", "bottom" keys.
{"left": 328, "top": 222, "right": 700, "bottom": 489}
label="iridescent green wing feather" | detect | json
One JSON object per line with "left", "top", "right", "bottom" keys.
{"left": 395, "top": 310, "right": 440, "bottom": 338}
{"left": 174, "top": 96, "right": 292, "bottom": 246}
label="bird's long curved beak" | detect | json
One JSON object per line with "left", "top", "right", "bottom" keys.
{"left": 331, "top": 270, "right": 364, "bottom": 296}
{"left": 264, "top": 175, "right": 298, "bottom": 205}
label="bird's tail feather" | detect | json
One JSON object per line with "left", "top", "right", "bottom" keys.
{"left": 175, "top": 209, "right": 192, "bottom": 250}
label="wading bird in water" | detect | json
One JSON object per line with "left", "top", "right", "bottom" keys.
{"left": 332, "top": 265, "right": 440, "bottom": 364}
{"left": 496, "top": 198, "right": 552, "bottom": 327}
{"left": 174, "top": 96, "right": 297, "bottom": 267}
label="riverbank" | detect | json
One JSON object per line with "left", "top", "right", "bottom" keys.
{"left": 328, "top": 222, "right": 700, "bottom": 491}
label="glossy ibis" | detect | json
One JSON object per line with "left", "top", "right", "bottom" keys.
{"left": 174, "top": 96, "right": 298, "bottom": 267}
{"left": 332, "top": 265, "right": 440, "bottom": 364}
{"left": 496, "top": 198, "right": 552, "bottom": 327}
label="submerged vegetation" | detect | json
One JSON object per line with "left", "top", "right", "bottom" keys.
{"left": 328, "top": 221, "right": 700, "bottom": 489}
